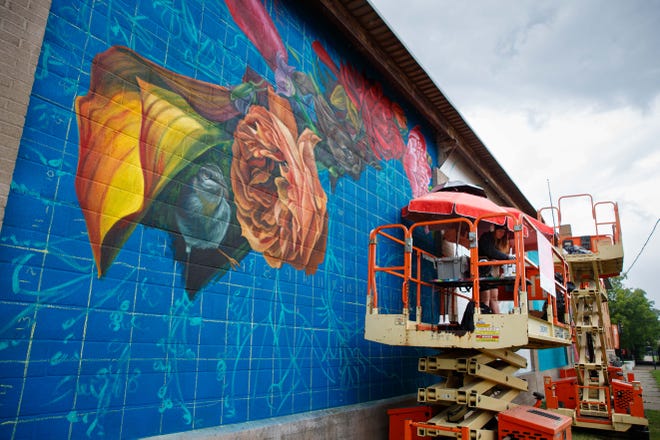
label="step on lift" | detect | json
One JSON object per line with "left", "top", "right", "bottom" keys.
{"left": 366, "top": 193, "right": 648, "bottom": 439}
{"left": 540, "top": 194, "right": 648, "bottom": 437}
{"left": 367, "top": 202, "right": 573, "bottom": 439}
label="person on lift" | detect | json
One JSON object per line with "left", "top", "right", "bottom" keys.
{"left": 478, "top": 225, "right": 515, "bottom": 313}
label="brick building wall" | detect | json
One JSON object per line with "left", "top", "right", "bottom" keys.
{"left": 0, "top": 0, "right": 51, "bottom": 226}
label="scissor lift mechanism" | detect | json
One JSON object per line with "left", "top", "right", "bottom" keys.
{"left": 540, "top": 195, "right": 648, "bottom": 435}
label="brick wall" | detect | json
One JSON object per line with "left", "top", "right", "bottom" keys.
{"left": 0, "top": 0, "right": 51, "bottom": 227}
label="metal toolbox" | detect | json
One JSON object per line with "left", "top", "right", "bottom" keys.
{"left": 435, "top": 255, "right": 469, "bottom": 280}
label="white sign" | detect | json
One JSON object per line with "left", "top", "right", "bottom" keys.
{"left": 538, "top": 231, "right": 556, "bottom": 297}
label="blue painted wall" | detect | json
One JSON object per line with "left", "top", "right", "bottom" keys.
{"left": 526, "top": 251, "right": 569, "bottom": 372}
{"left": 538, "top": 347, "right": 568, "bottom": 371}
{"left": 0, "top": 1, "right": 438, "bottom": 438}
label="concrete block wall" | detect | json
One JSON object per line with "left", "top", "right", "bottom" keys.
{"left": 0, "top": 1, "right": 439, "bottom": 438}
{"left": 146, "top": 395, "right": 418, "bottom": 440}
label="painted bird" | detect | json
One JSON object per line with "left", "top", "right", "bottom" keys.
{"left": 175, "top": 163, "right": 238, "bottom": 268}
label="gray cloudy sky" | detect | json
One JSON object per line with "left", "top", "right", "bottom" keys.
{"left": 369, "top": 0, "right": 660, "bottom": 305}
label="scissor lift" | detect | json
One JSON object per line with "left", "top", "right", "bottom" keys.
{"left": 367, "top": 208, "right": 573, "bottom": 439}
{"left": 540, "top": 194, "right": 648, "bottom": 436}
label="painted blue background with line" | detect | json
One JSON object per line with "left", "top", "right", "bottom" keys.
{"left": 0, "top": 0, "right": 437, "bottom": 438}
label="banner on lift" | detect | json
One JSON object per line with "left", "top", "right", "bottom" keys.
{"left": 538, "top": 230, "right": 556, "bottom": 297}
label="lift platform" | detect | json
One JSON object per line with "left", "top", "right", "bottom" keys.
{"left": 366, "top": 190, "right": 574, "bottom": 439}
{"left": 539, "top": 194, "right": 648, "bottom": 436}
{"left": 365, "top": 218, "right": 572, "bottom": 350}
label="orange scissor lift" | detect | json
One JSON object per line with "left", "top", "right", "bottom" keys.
{"left": 367, "top": 197, "right": 574, "bottom": 439}
{"left": 539, "top": 194, "right": 648, "bottom": 437}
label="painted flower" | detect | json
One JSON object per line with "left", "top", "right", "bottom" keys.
{"left": 231, "top": 90, "right": 328, "bottom": 274}
{"left": 314, "top": 95, "right": 365, "bottom": 182}
{"left": 403, "top": 126, "right": 432, "bottom": 198}
{"left": 313, "top": 41, "right": 406, "bottom": 162}
{"left": 75, "top": 46, "right": 239, "bottom": 277}
{"left": 225, "top": 0, "right": 295, "bottom": 96}
{"left": 310, "top": 42, "right": 377, "bottom": 181}
{"left": 361, "top": 83, "right": 406, "bottom": 161}
{"left": 327, "top": 85, "right": 378, "bottom": 166}
{"left": 224, "top": 0, "right": 287, "bottom": 71}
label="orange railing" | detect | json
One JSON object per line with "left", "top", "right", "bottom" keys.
{"left": 537, "top": 193, "right": 622, "bottom": 253}
{"left": 537, "top": 205, "right": 560, "bottom": 246}
{"left": 367, "top": 224, "right": 409, "bottom": 312}
{"left": 367, "top": 213, "right": 567, "bottom": 327}
{"left": 408, "top": 218, "right": 473, "bottom": 316}
{"left": 594, "top": 200, "right": 621, "bottom": 245}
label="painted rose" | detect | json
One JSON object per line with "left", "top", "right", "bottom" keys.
{"left": 231, "top": 92, "right": 328, "bottom": 274}
{"left": 360, "top": 83, "right": 406, "bottom": 161}
{"left": 403, "top": 126, "right": 432, "bottom": 198}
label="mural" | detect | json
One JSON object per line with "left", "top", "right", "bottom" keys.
{"left": 75, "top": 0, "right": 431, "bottom": 297}
{"left": 0, "top": 0, "right": 435, "bottom": 438}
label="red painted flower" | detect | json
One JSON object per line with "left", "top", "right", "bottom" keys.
{"left": 361, "top": 83, "right": 406, "bottom": 161}
{"left": 403, "top": 126, "right": 432, "bottom": 198}
{"left": 313, "top": 41, "right": 406, "bottom": 161}
{"left": 224, "top": 0, "right": 287, "bottom": 71}
{"left": 225, "top": 0, "right": 296, "bottom": 96}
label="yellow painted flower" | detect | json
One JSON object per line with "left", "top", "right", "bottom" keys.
{"left": 75, "top": 46, "right": 236, "bottom": 276}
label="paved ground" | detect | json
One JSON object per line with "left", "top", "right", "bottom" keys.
{"left": 633, "top": 364, "right": 660, "bottom": 412}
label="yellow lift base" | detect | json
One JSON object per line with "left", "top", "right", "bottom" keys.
{"left": 365, "top": 311, "right": 571, "bottom": 351}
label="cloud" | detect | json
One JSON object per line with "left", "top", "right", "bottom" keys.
{"left": 371, "top": 0, "right": 660, "bottom": 303}
{"left": 372, "top": 0, "right": 660, "bottom": 110}
{"left": 462, "top": 98, "right": 660, "bottom": 304}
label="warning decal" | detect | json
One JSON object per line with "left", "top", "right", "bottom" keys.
{"left": 475, "top": 321, "right": 500, "bottom": 342}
